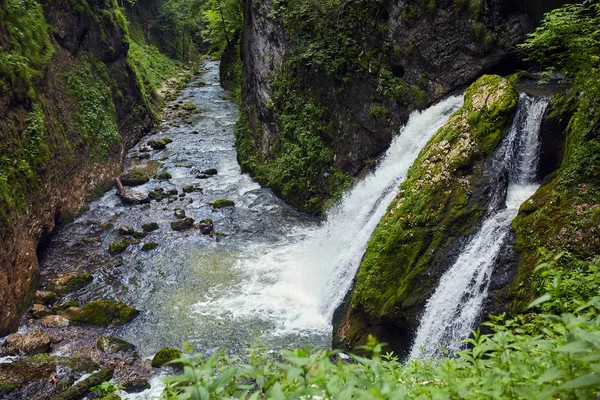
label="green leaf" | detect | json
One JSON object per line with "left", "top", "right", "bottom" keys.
{"left": 528, "top": 294, "right": 552, "bottom": 309}
{"left": 559, "top": 374, "right": 600, "bottom": 390}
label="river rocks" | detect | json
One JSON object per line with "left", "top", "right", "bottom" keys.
{"left": 171, "top": 218, "right": 195, "bottom": 231}
{"left": 66, "top": 300, "right": 139, "bottom": 327}
{"left": 203, "top": 168, "right": 218, "bottom": 176}
{"left": 142, "top": 222, "right": 160, "bottom": 232}
{"left": 183, "top": 102, "right": 197, "bottom": 111}
{"left": 2, "top": 329, "right": 52, "bottom": 356}
{"left": 118, "top": 226, "right": 135, "bottom": 236}
{"left": 142, "top": 242, "right": 159, "bottom": 251}
{"left": 109, "top": 240, "right": 131, "bottom": 255}
{"left": 119, "top": 171, "right": 150, "bottom": 187}
{"left": 148, "top": 139, "right": 167, "bottom": 150}
{"left": 117, "top": 186, "right": 150, "bottom": 205}
{"left": 53, "top": 368, "right": 114, "bottom": 400}
{"left": 47, "top": 272, "right": 93, "bottom": 295}
{"left": 197, "top": 219, "right": 214, "bottom": 235}
{"left": 211, "top": 199, "right": 235, "bottom": 209}
{"left": 123, "top": 378, "right": 151, "bottom": 393}
{"left": 31, "top": 304, "right": 52, "bottom": 319}
{"left": 34, "top": 290, "right": 58, "bottom": 306}
{"left": 156, "top": 171, "right": 172, "bottom": 180}
{"left": 151, "top": 347, "right": 182, "bottom": 368}
{"left": 39, "top": 315, "right": 69, "bottom": 328}
{"left": 133, "top": 231, "right": 148, "bottom": 239}
{"left": 97, "top": 336, "right": 135, "bottom": 353}
{"left": 182, "top": 185, "right": 202, "bottom": 193}
{"left": 174, "top": 209, "right": 186, "bottom": 218}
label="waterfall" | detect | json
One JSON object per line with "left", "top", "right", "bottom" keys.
{"left": 409, "top": 95, "right": 550, "bottom": 359}
{"left": 191, "top": 96, "right": 463, "bottom": 342}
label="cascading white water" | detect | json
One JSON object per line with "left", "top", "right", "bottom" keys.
{"left": 192, "top": 96, "right": 463, "bottom": 342}
{"left": 409, "top": 95, "right": 550, "bottom": 359}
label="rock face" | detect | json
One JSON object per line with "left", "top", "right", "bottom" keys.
{"left": 333, "top": 76, "right": 519, "bottom": 356}
{"left": 237, "top": 0, "right": 570, "bottom": 212}
{"left": 0, "top": 0, "right": 155, "bottom": 335}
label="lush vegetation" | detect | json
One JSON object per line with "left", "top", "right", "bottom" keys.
{"left": 510, "top": 0, "right": 600, "bottom": 312}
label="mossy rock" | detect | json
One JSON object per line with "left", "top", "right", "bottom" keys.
{"left": 120, "top": 171, "right": 150, "bottom": 187}
{"left": 142, "top": 222, "right": 159, "bottom": 232}
{"left": 174, "top": 209, "right": 186, "bottom": 218}
{"left": 171, "top": 218, "right": 195, "bottom": 231}
{"left": 47, "top": 273, "right": 93, "bottom": 295}
{"left": 211, "top": 199, "right": 235, "bottom": 209}
{"left": 338, "top": 75, "right": 519, "bottom": 354}
{"left": 156, "top": 171, "right": 172, "bottom": 180}
{"left": 151, "top": 347, "right": 182, "bottom": 368}
{"left": 33, "top": 290, "right": 58, "bottom": 306}
{"left": 142, "top": 242, "right": 159, "bottom": 251}
{"left": 162, "top": 137, "right": 173, "bottom": 144}
{"left": 118, "top": 226, "right": 134, "bottom": 236}
{"left": 202, "top": 168, "right": 218, "bottom": 176}
{"left": 96, "top": 336, "right": 135, "bottom": 353}
{"left": 67, "top": 300, "right": 139, "bottom": 327}
{"left": 183, "top": 102, "right": 197, "bottom": 111}
{"left": 133, "top": 231, "right": 149, "bottom": 239}
{"left": 123, "top": 378, "right": 150, "bottom": 393}
{"left": 108, "top": 240, "right": 130, "bottom": 255}
{"left": 148, "top": 139, "right": 167, "bottom": 150}
{"left": 182, "top": 185, "right": 202, "bottom": 193}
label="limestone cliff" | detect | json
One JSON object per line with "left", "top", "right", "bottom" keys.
{"left": 0, "top": 0, "right": 155, "bottom": 335}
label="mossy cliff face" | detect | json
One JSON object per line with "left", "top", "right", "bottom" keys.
{"left": 0, "top": 0, "right": 155, "bottom": 336}
{"left": 332, "top": 75, "right": 518, "bottom": 355}
{"left": 237, "top": 0, "right": 568, "bottom": 213}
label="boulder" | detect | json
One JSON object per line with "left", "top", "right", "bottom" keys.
{"left": 211, "top": 199, "right": 235, "bottom": 209}
{"left": 142, "top": 222, "right": 159, "bottom": 232}
{"left": 174, "top": 209, "right": 186, "bottom": 219}
{"left": 96, "top": 336, "right": 135, "bottom": 353}
{"left": 202, "top": 168, "right": 218, "bottom": 176}
{"left": 197, "top": 219, "right": 214, "bottom": 235}
{"left": 123, "top": 378, "right": 150, "bottom": 393}
{"left": 119, "top": 171, "right": 150, "bottom": 187}
{"left": 31, "top": 304, "right": 52, "bottom": 319}
{"left": 47, "top": 272, "right": 93, "bottom": 295}
{"left": 118, "top": 226, "right": 135, "bottom": 236}
{"left": 39, "top": 315, "right": 69, "bottom": 328}
{"left": 141, "top": 242, "right": 159, "bottom": 251}
{"left": 33, "top": 290, "right": 58, "bottom": 306}
{"left": 147, "top": 139, "right": 167, "bottom": 150}
{"left": 182, "top": 185, "right": 202, "bottom": 194}
{"left": 151, "top": 347, "right": 182, "bottom": 368}
{"left": 108, "top": 240, "right": 131, "bottom": 255}
{"left": 171, "top": 218, "right": 195, "bottom": 231}
{"left": 65, "top": 300, "right": 139, "bottom": 327}
{"left": 3, "top": 329, "right": 52, "bottom": 355}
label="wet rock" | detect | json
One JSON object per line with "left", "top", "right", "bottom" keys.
{"left": 109, "top": 240, "right": 131, "bottom": 255}
{"left": 133, "top": 231, "right": 148, "bottom": 239}
{"left": 151, "top": 347, "right": 182, "bottom": 368}
{"left": 65, "top": 300, "right": 138, "bottom": 327}
{"left": 47, "top": 272, "right": 93, "bottom": 295}
{"left": 156, "top": 171, "right": 172, "bottom": 180}
{"left": 53, "top": 368, "right": 114, "bottom": 400}
{"left": 147, "top": 139, "right": 167, "bottom": 150}
{"left": 171, "top": 218, "right": 195, "bottom": 231}
{"left": 99, "top": 222, "right": 115, "bottom": 231}
{"left": 211, "top": 199, "right": 235, "bottom": 209}
{"left": 148, "top": 190, "right": 165, "bottom": 201}
{"left": 162, "top": 137, "right": 173, "bottom": 144}
{"left": 39, "top": 315, "right": 69, "bottom": 328}
{"left": 142, "top": 242, "right": 159, "bottom": 251}
{"left": 97, "top": 336, "right": 135, "bottom": 353}
{"left": 182, "top": 185, "right": 202, "bottom": 193}
{"left": 142, "top": 222, "right": 159, "bottom": 232}
{"left": 3, "top": 329, "right": 52, "bottom": 355}
{"left": 116, "top": 179, "right": 150, "bottom": 205}
{"left": 31, "top": 304, "right": 52, "bottom": 319}
{"left": 174, "top": 209, "right": 186, "bottom": 219}
{"left": 179, "top": 193, "right": 186, "bottom": 198}
{"left": 197, "top": 219, "right": 214, "bottom": 235}
{"left": 167, "top": 188, "right": 179, "bottom": 195}
{"left": 123, "top": 378, "right": 150, "bottom": 393}
{"left": 196, "top": 174, "right": 210, "bottom": 179}
{"left": 33, "top": 290, "right": 58, "bottom": 306}
{"left": 191, "top": 130, "right": 200, "bottom": 134}
{"left": 118, "top": 226, "right": 135, "bottom": 236}
{"left": 202, "top": 168, "right": 218, "bottom": 176}
{"left": 183, "top": 102, "right": 197, "bottom": 111}
{"left": 119, "top": 171, "right": 150, "bottom": 187}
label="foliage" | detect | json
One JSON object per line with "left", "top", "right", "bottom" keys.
{"left": 161, "top": 290, "right": 600, "bottom": 399}
{"left": 201, "top": 0, "right": 243, "bottom": 54}
{"left": 90, "top": 381, "right": 124, "bottom": 396}
{"left": 65, "top": 52, "right": 120, "bottom": 160}
{"left": 0, "top": 0, "right": 54, "bottom": 96}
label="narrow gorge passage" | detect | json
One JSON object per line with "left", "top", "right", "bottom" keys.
{"left": 410, "top": 95, "right": 550, "bottom": 359}
{"left": 37, "top": 62, "right": 463, "bottom": 358}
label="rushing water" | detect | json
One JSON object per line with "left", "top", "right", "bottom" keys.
{"left": 409, "top": 95, "right": 550, "bottom": 359}
{"left": 40, "top": 61, "right": 463, "bottom": 357}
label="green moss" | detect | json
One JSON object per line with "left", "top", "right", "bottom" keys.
{"left": 141, "top": 242, "right": 159, "bottom": 251}
{"left": 151, "top": 347, "right": 182, "bottom": 368}
{"left": 142, "top": 222, "right": 159, "bottom": 232}
{"left": 96, "top": 336, "right": 135, "bottom": 353}
{"left": 183, "top": 102, "right": 197, "bottom": 111}
{"left": 69, "top": 300, "right": 138, "bottom": 327}
{"left": 48, "top": 273, "right": 93, "bottom": 295}
{"left": 120, "top": 170, "right": 150, "bottom": 186}
{"left": 211, "top": 199, "right": 235, "bottom": 208}
{"left": 66, "top": 52, "right": 120, "bottom": 160}
{"left": 108, "top": 239, "right": 131, "bottom": 255}
{"left": 347, "top": 76, "right": 518, "bottom": 340}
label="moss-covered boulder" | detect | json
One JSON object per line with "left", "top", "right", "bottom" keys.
{"left": 148, "top": 138, "right": 168, "bottom": 150}
{"left": 118, "top": 226, "right": 134, "bottom": 236}
{"left": 156, "top": 171, "right": 172, "bottom": 180}
{"left": 183, "top": 102, "right": 197, "bottom": 111}
{"left": 141, "top": 242, "right": 159, "bottom": 251}
{"left": 47, "top": 272, "right": 93, "bottom": 295}
{"left": 197, "top": 219, "right": 214, "bottom": 235}
{"left": 66, "top": 300, "right": 139, "bottom": 327}
{"left": 108, "top": 240, "right": 131, "bottom": 255}
{"left": 334, "top": 75, "right": 518, "bottom": 355}
{"left": 119, "top": 170, "right": 150, "bottom": 187}
{"left": 182, "top": 185, "right": 202, "bottom": 193}
{"left": 142, "top": 222, "right": 159, "bottom": 232}
{"left": 171, "top": 218, "right": 195, "bottom": 231}
{"left": 133, "top": 231, "right": 149, "bottom": 239}
{"left": 211, "top": 199, "right": 235, "bottom": 209}
{"left": 174, "top": 209, "right": 186, "bottom": 219}
{"left": 96, "top": 336, "right": 135, "bottom": 353}
{"left": 151, "top": 347, "right": 182, "bottom": 368}
{"left": 33, "top": 290, "right": 58, "bottom": 306}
